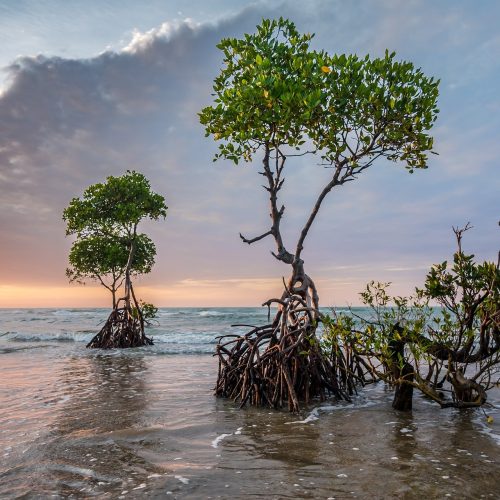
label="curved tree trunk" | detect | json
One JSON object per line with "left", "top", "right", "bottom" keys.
{"left": 216, "top": 142, "right": 368, "bottom": 411}
{"left": 441, "top": 368, "right": 487, "bottom": 408}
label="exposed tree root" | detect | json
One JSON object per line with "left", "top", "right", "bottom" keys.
{"left": 438, "top": 368, "right": 487, "bottom": 408}
{"left": 215, "top": 293, "right": 362, "bottom": 412}
{"left": 87, "top": 286, "right": 153, "bottom": 349}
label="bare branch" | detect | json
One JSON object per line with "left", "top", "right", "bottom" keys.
{"left": 278, "top": 149, "right": 317, "bottom": 158}
{"left": 271, "top": 249, "right": 294, "bottom": 264}
{"left": 240, "top": 230, "right": 273, "bottom": 245}
{"left": 453, "top": 222, "right": 473, "bottom": 253}
{"left": 294, "top": 160, "right": 347, "bottom": 262}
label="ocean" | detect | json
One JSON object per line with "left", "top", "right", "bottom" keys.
{"left": 0, "top": 307, "right": 498, "bottom": 498}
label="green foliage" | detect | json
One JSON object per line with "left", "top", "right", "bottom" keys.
{"left": 63, "top": 171, "right": 167, "bottom": 303}
{"left": 323, "top": 225, "right": 500, "bottom": 408}
{"left": 131, "top": 300, "right": 158, "bottom": 325}
{"left": 139, "top": 301, "right": 158, "bottom": 321}
{"left": 424, "top": 252, "right": 500, "bottom": 325}
{"left": 63, "top": 170, "right": 167, "bottom": 237}
{"left": 323, "top": 281, "right": 432, "bottom": 369}
{"left": 199, "top": 17, "right": 439, "bottom": 172}
{"left": 66, "top": 233, "right": 156, "bottom": 285}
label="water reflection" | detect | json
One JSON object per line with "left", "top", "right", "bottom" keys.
{"left": 390, "top": 413, "right": 417, "bottom": 462}
{"left": 32, "top": 353, "right": 160, "bottom": 497}
{"left": 55, "top": 354, "right": 149, "bottom": 434}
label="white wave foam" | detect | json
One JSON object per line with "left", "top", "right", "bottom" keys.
{"left": 475, "top": 417, "right": 500, "bottom": 446}
{"left": 46, "top": 464, "right": 119, "bottom": 483}
{"left": 4, "top": 331, "right": 91, "bottom": 343}
{"left": 287, "top": 409, "right": 316, "bottom": 424}
{"left": 52, "top": 309, "right": 99, "bottom": 317}
{"left": 199, "top": 311, "right": 223, "bottom": 317}
{"left": 211, "top": 433, "right": 232, "bottom": 448}
{"left": 286, "top": 399, "right": 377, "bottom": 425}
{"left": 52, "top": 310, "right": 77, "bottom": 316}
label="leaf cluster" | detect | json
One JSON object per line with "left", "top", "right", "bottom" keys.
{"left": 66, "top": 233, "right": 156, "bottom": 284}
{"left": 199, "top": 17, "right": 439, "bottom": 172}
{"left": 131, "top": 300, "right": 159, "bottom": 326}
{"left": 63, "top": 170, "right": 167, "bottom": 291}
{"left": 63, "top": 170, "right": 167, "bottom": 237}
{"left": 425, "top": 251, "right": 500, "bottom": 325}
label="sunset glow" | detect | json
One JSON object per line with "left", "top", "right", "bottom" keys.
{"left": 0, "top": 0, "right": 498, "bottom": 308}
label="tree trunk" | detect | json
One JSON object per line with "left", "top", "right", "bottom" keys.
{"left": 124, "top": 237, "right": 136, "bottom": 310}
{"left": 219, "top": 144, "right": 366, "bottom": 411}
{"left": 392, "top": 362, "right": 414, "bottom": 411}
{"left": 441, "top": 368, "right": 487, "bottom": 408}
{"left": 86, "top": 238, "right": 153, "bottom": 349}
{"left": 388, "top": 324, "right": 414, "bottom": 411}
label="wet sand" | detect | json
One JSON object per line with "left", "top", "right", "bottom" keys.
{"left": 1, "top": 344, "right": 498, "bottom": 498}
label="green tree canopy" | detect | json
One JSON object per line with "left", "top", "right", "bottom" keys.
{"left": 64, "top": 170, "right": 167, "bottom": 237}
{"left": 200, "top": 17, "right": 439, "bottom": 172}
{"left": 200, "top": 18, "right": 440, "bottom": 412}
{"left": 63, "top": 171, "right": 167, "bottom": 308}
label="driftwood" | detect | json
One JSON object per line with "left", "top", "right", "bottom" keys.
{"left": 215, "top": 292, "right": 364, "bottom": 412}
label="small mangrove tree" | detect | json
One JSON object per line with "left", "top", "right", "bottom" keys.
{"left": 326, "top": 224, "right": 500, "bottom": 411}
{"left": 63, "top": 170, "right": 167, "bottom": 348}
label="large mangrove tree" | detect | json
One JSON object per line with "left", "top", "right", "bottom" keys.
{"left": 199, "top": 18, "right": 439, "bottom": 411}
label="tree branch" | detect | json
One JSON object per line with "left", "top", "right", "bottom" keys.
{"left": 240, "top": 230, "right": 273, "bottom": 244}
{"left": 248, "top": 141, "right": 294, "bottom": 265}
{"left": 294, "top": 160, "right": 347, "bottom": 262}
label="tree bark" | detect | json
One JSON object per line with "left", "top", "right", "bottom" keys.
{"left": 388, "top": 324, "right": 414, "bottom": 411}
{"left": 392, "top": 362, "right": 414, "bottom": 411}
{"left": 124, "top": 236, "right": 136, "bottom": 311}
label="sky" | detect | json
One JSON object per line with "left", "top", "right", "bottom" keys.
{"left": 0, "top": 0, "right": 498, "bottom": 308}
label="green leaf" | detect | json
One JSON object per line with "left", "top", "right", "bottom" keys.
{"left": 63, "top": 171, "right": 167, "bottom": 305}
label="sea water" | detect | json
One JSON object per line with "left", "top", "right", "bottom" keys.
{"left": 0, "top": 308, "right": 498, "bottom": 498}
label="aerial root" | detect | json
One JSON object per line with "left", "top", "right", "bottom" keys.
{"left": 214, "top": 293, "right": 362, "bottom": 412}
{"left": 87, "top": 300, "right": 153, "bottom": 349}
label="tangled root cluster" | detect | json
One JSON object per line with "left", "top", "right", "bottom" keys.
{"left": 215, "top": 294, "right": 357, "bottom": 412}
{"left": 87, "top": 305, "right": 153, "bottom": 349}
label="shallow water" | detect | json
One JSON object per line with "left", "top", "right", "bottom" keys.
{"left": 1, "top": 308, "right": 499, "bottom": 498}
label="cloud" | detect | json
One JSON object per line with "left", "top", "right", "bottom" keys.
{"left": 0, "top": 10, "right": 264, "bottom": 283}
{"left": 0, "top": 1, "right": 498, "bottom": 306}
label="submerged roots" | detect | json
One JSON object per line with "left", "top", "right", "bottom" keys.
{"left": 215, "top": 294, "right": 363, "bottom": 412}
{"left": 87, "top": 305, "right": 153, "bottom": 349}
